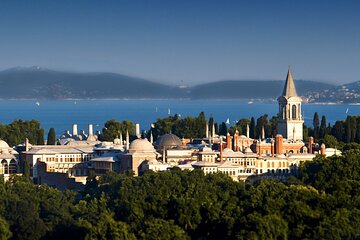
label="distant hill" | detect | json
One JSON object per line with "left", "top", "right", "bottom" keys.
{"left": 0, "top": 67, "right": 185, "bottom": 99}
{"left": 0, "top": 67, "right": 342, "bottom": 101}
{"left": 305, "top": 80, "right": 360, "bottom": 103}
{"left": 189, "top": 80, "right": 334, "bottom": 99}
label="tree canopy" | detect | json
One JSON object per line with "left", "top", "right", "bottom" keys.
{"left": 0, "top": 120, "right": 45, "bottom": 146}
{"left": 2, "top": 149, "right": 360, "bottom": 239}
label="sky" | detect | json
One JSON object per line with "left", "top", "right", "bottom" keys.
{"left": 0, "top": 0, "right": 359, "bottom": 86}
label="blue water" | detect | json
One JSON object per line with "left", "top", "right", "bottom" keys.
{"left": 0, "top": 99, "right": 358, "bottom": 136}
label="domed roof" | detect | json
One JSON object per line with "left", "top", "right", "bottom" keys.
{"left": 0, "top": 140, "right": 9, "bottom": 149}
{"left": 156, "top": 134, "right": 182, "bottom": 149}
{"left": 223, "top": 148, "right": 234, "bottom": 153}
{"left": 129, "top": 138, "right": 155, "bottom": 152}
{"left": 200, "top": 146, "right": 212, "bottom": 152}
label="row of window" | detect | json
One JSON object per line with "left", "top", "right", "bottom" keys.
{"left": 45, "top": 154, "right": 94, "bottom": 163}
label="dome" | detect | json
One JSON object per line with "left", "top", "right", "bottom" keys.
{"left": 129, "top": 138, "right": 155, "bottom": 152}
{"left": 200, "top": 146, "right": 212, "bottom": 152}
{"left": 0, "top": 140, "right": 9, "bottom": 149}
{"left": 223, "top": 148, "right": 234, "bottom": 153}
{"left": 155, "top": 134, "right": 182, "bottom": 150}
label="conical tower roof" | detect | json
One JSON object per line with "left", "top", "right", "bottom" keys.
{"left": 282, "top": 68, "right": 298, "bottom": 97}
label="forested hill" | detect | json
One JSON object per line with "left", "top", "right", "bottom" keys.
{"left": 0, "top": 67, "right": 334, "bottom": 100}
{"left": 0, "top": 67, "right": 185, "bottom": 99}
{"left": 2, "top": 149, "right": 360, "bottom": 239}
{"left": 190, "top": 80, "right": 334, "bottom": 99}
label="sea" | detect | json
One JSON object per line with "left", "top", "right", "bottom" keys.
{"left": 0, "top": 99, "right": 358, "bottom": 137}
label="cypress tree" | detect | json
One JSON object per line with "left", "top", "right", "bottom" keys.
{"left": 219, "top": 122, "right": 227, "bottom": 136}
{"left": 351, "top": 116, "right": 357, "bottom": 142}
{"left": 346, "top": 116, "right": 351, "bottom": 143}
{"left": 319, "top": 115, "right": 327, "bottom": 138}
{"left": 331, "top": 121, "right": 344, "bottom": 141}
{"left": 37, "top": 128, "right": 45, "bottom": 145}
{"left": 313, "top": 112, "right": 320, "bottom": 139}
{"left": 250, "top": 117, "right": 256, "bottom": 139}
{"left": 209, "top": 116, "right": 214, "bottom": 132}
{"left": 47, "top": 128, "right": 56, "bottom": 145}
{"left": 215, "top": 123, "right": 219, "bottom": 134}
{"left": 23, "top": 160, "right": 30, "bottom": 180}
{"left": 303, "top": 124, "right": 309, "bottom": 141}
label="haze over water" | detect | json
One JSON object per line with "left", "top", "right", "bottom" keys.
{"left": 0, "top": 100, "right": 357, "bottom": 137}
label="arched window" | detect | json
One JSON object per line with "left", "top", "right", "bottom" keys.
{"left": 1, "top": 160, "right": 8, "bottom": 174}
{"left": 292, "top": 105, "right": 297, "bottom": 119}
{"left": 9, "top": 159, "right": 17, "bottom": 174}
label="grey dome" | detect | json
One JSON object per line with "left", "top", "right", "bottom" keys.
{"left": 156, "top": 134, "right": 182, "bottom": 150}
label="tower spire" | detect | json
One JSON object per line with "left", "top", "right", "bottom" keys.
{"left": 282, "top": 67, "right": 298, "bottom": 97}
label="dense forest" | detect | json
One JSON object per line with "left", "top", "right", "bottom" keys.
{"left": 1, "top": 148, "right": 360, "bottom": 239}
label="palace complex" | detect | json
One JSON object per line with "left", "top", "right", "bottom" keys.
{"left": 0, "top": 69, "right": 341, "bottom": 188}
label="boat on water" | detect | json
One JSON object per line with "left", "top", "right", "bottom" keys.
{"left": 226, "top": 118, "right": 230, "bottom": 124}
{"left": 35, "top": 101, "right": 40, "bottom": 106}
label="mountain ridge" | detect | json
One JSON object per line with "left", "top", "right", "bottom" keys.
{"left": 0, "top": 67, "right": 352, "bottom": 101}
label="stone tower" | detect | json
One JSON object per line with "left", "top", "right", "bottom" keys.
{"left": 277, "top": 68, "right": 304, "bottom": 141}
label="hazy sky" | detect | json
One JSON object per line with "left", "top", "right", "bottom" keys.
{"left": 0, "top": 0, "right": 359, "bottom": 85}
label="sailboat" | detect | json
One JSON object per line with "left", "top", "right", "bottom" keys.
{"left": 226, "top": 118, "right": 230, "bottom": 124}
{"left": 35, "top": 101, "right": 40, "bottom": 106}
{"left": 168, "top": 108, "right": 171, "bottom": 115}
{"left": 346, "top": 108, "right": 349, "bottom": 114}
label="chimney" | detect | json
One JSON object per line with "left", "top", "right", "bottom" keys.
{"left": 226, "top": 132, "right": 231, "bottom": 149}
{"left": 88, "top": 124, "right": 94, "bottom": 136}
{"left": 181, "top": 138, "right": 186, "bottom": 149}
{"left": 119, "top": 131, "right": 123, "bottom": 145}
{"left": 320, "top": 143, "right": 326, "bottom": 156}
{"left": 219, "top": 137, "right": 223, "bottom": 162}
{"left": 234, "top": 130, "right": 239, "bottom": 151}
{"left": 308, "top": 137, "right": 314, "bottom": 154}
{"left": 212, "top": 123, "right": 216, "bottom": 138}
{"left": 72, "top": 124, "right": 78, "bottom": 136}
{"left": 135, "top": 123, "right": 140, "bottom": 138}
{"left": 25, "top": 138, "right": 30, "bottom": 151}
{"left": 246, "top": 124, "right": 250, "bottom": 138}
{"left": 150, "top": 131, "right": 153, "bottom": 144}
{"left": 126, "top": 130, "right": 130, "bottom": 150}
{"left": 205, "top": 121, "right": 208, "bottom": 138}
{"left": 162, "top": 146, "right": 166, "bottom": 163}
{"left": 275, "top": 134, "right": 283, "bottom": 155}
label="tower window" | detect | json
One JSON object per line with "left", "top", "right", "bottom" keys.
{"left": 292, "top": 105, "right": 297, "bottom": 119}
